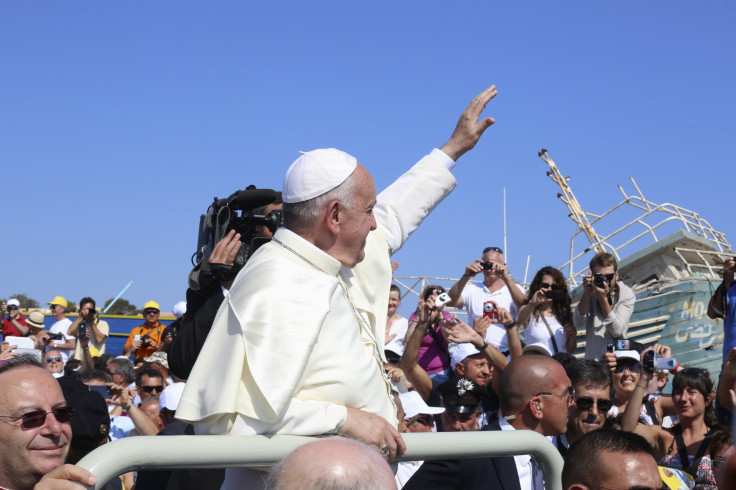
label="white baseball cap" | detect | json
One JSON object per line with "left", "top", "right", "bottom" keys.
{"left": 451, "top": 342, "right": 482, "bottom": 368}
{"left": 399, "top": 391, "right": 445, "bottom": 419}
{"left": 172, "top": 301, "right": 187, "bottom": 319}
{"left": 159, "top": 382, "right": 186, "bottom": 411}
{"left": 282, "top": 148, "right": 357, "bottom": 203}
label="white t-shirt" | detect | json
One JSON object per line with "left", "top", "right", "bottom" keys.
{"left": 524, "top": 313, "right": 567, "bottom": 355}
{"left": 461, "top": 283, "right": 518, "bottom": 351}
{"left": 385, "top": 316, "right": 409, "bottom": 355}
{"left": 49, "top": 318, "right": 74, "bottom": 362}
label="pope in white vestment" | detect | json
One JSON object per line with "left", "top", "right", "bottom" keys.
{"left": 177, "top": 149, "right": 456, "bottom": 436}
{"left": 177, "top": 84, "right": 499, "bottom": 488}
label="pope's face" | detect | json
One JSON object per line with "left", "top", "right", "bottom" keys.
{"left": 0, "top": 367, "right": 71, "bottom": 489}
{"left": 337, "top": 164, "right": 377, "bottom": 268}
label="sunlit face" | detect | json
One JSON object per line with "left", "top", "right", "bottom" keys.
{"left": 672, "top": 383, "right": 710, "bottom": 420}
{"left": 441, "top": 410, "right": 480, "bottom": 432}
{"left": 568, "top": 383, "right": 611, "bottom": 442}
{"left": 388, "top": 290, "right": 401, "bottom": 317}
{"left": 336, "top": 164, "right": 377, "bottom": 268}
{"left": 43, "top": 350, "right": 63, "bottom": 375}
{"left": 139, "top": 402, "right": 164, "bottom": 431}
{"left": 0, "top": 367, "right": 71, "bottom": 489}
{"left": 612, "top": 360, "right": 641, "bottom": 401}
{"left": 538, "top": 367, "right": 573, "bottom": 436}
{"left": 456, "top": 355, "right": 491, "bottom": 387}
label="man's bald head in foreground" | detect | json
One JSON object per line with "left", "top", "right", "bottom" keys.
{"left": 499, "top": 355, "right": 572, "bottom": 435}
{"left": 267, "top": 437, "right": 396, "bottom": 490}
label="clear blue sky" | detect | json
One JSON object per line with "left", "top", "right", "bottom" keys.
{"left": 2, "top": 1, "right": 734, "bottom": 313}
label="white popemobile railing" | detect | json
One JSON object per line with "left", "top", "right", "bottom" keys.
{"left": 76, "top": 431, "right": 564, "bottom": 490}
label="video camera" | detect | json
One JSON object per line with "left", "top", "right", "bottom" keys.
{"left": 189, "top": 186, "right": 282, "bottom": 290}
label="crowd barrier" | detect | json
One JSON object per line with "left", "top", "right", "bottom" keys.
{"left": 76, "top": 430, "right": 564, "bottom": 489}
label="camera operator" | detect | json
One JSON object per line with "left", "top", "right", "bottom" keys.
{"left": 68, "top": 297, "right": 109, "bottom": 361}
{"left": 168, "top": 194, "right": 283, "bottom": 380}
{"left": 573, "top": 252, "right": 635, "bottom": 359}
{"left": 447, "top": 247, "right": 525, "bottom": 354}
{"left": 1, "top": 299, "right": 29, "bottom": 339}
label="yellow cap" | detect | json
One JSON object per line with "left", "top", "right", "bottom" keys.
{"left": 48, "top": 296, "right": 68, "bottom": 308}
{"left": 143, "top": 300, "right": 160, "bottom": 311}
{"left": 88, "top": 346, "right": 100, "bottom": 357}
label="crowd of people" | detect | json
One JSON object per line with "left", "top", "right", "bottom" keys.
{"left": 0, "top": 83, "right": 735, "bottom": 490}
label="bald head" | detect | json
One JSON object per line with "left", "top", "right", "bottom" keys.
{"left": 267, "top": 437, "right": 396, "bottom": 490}
{"left": 500, "top": 356, "right": 570, "bottom": 420}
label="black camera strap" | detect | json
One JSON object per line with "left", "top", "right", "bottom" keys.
{"left": 539, "top": 313, "right": 560, "bottom": 354}
{"left": 674, "top": 425, "right": 714, "bottom": 478}
{"left": 426, "top": 320, "right": 452, "bottom": 365}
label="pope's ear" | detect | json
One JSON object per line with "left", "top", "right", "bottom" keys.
{"left": 324, "top": 200, "right": 341, "bottom": 235}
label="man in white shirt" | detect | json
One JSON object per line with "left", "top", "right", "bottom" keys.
{"left": 46, "top": 295, "right": 75, "bottom": 363}
{"left": 177, "top": 85, "right": 500, "bottom": 489}
{"left": 448, "top": 247, "right": 525, "bottom": 353}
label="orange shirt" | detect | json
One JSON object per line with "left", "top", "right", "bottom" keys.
{"left": 124, "top": 322, "right": 165, "bottom": 360}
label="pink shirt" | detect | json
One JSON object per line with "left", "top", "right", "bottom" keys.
{"left": 408, "top": 311, "right": 452, "bottom": 374}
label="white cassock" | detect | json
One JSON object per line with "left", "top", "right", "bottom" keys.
{"left": 177, "top": 149, "right": 457, "bottom": 487}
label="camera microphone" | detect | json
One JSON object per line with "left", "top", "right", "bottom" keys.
{"left": 217, "top": 189, "right": 280, "bottom": 211}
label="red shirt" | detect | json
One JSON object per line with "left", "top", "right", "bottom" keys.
{"left": 2, "top": 315, "right": 28, "bottom": 339}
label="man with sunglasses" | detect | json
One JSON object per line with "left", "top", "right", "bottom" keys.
{"left": 1, "top": 298, "right": 29, "bottom": 339}
{"left": 447, "top": 246, "right": 526, "bottom": 354}
{"left": 557, "top": 359, "right": 613, "bottom": 455}
{"left": 124, "top": 300, "right": 166, "bottom": 360}
{"left": 0, "top": 356, "right": 96, "bottom": 490}
{"left": 573, "top": 252, "right": 636, "bottom": 359}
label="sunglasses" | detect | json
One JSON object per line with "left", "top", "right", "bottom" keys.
{"left": 144, "top": 309, "right": 160, "bottom": 315}
{"left": 483, "top": 246, "right": 503, "bottom": 254}
{"left": 0, "top": 406, "right": 75, "bottom": 429}
{"left": 539, "top": 282, "right": 560, "bottom": 290}
{"left": 7, "top": 305, "right": 19, "bottom": 311}
{"left": 141, "top": 385, "right": 164, "bottom": 393}
{"left": 679, "top": 367, "right": 707, "bottom": 377}
{"left": 411, "top": 414, "right": 434, "bottom": 426}
{"left": 575, "top": 397, "right": 613, "bottom": 412}
{"left": 45, "top": 356, "right": 62, "bottom": 363}
{"left": 614, "top": 362, "right": 642, "bottom": 373}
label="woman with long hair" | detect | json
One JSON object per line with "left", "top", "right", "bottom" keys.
{"left": 516, "top": 266, "right": 576, "bottom": 354}
{"left": 622, "top": 362, "right": 720, "bottom": 489}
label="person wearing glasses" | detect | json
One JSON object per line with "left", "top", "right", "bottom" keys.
{"left": 124, "top": 300, "right": 166, "bottom": 360}
{"left": 135, "top": 367, "right": 166, "bottom": 402}
{"left": 403, "top": 355, "right": 573, "bottom": 490}
{"left": 517, "top": 266, "right": 577, "bottom": 356}
{"left": 47, "top": 295, "right": 76, "bottom": 363}
{"left": 43, "top": 349, "right": 65, "bottom": 378}
{"left": 622, "top": 362, "right": 720, "bottom": 489}
{"left": 0, "top": 355, "right": 96, "bottom": 490}
{"left": 1, "top": 298, "right": 29, "bottom": 339}
{"left": 556, "top": 359, "right": 614, "bottom": 455}
{"left": 602, "top": 345, "right": 680, "bottom": 427}
{"left": 447, "top": 246, "right": 526, "bottom": 355}
{"left": 573, "top": 252, "right": 636, "bottom": 360}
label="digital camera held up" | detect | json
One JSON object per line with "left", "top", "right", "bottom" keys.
{"left": 482, "top": 301, "right": 496, "bottom": 321}
{"left": 642, "top": 350, "right": 677, "bottom": 373}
